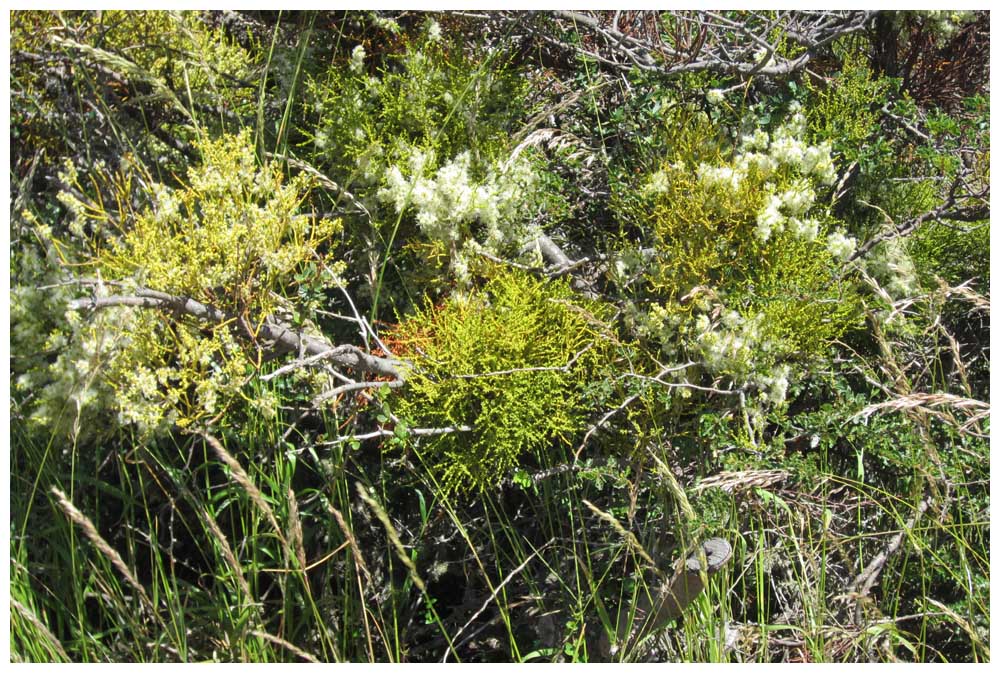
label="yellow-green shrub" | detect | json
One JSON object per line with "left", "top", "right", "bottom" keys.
{"left": 11, "top": 10, "right": 257, "bottom": 175}
{"left": 30, "top": 131, "right": 342, "bottom": 434}
{"left": 390, "top": 268, "right": 615, "bottom": 494}
{"left": 630, "top": 103, "right": 860, "bottom": 404}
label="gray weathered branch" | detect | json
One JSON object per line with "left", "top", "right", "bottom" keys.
{"left": 68, "top": 288, "right": 404, "bottom": 381}
{"left": 517, "top": 10, "right": 876, "bottom": 80}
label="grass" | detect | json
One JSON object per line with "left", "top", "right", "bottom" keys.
{"left": 9, "top": 372, "right": 990, "bottom": 661}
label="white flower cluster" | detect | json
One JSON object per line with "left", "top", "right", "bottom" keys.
{"left": 378, "top": 149, "right": 542, "bottom": 277}
{"left": 694, "top": 310, "right": 764, "bottom": 375}
{"left": 642, "top": 168, "right": 672, "bottom": 195}
{"left": 373, "top": 15, "right": 401, "bottom": 34}
{"left": 757, "top": 364, "right": 791, "bottom": 404}
{"left": 114, "top": 363, "right": 177, "bottom": 432}
{"left": 711, "top": 108, "right": 856, "bottom": 259}
{"left": 825, "top": 230, "right": 856, "bottom": 261}
{"left": 645, "top": 300, "right": 793, "bottom": 406}
{"left": 683, "top": 108, "right": 843, "bottom": 250}
{"left": 13, "top": 276, "right": 139, "bottom": 437}
{"left": 706, "top": 89, "right": 726, "bottom": 106}
{"left": 642, "top": 161, "right": 686, "bottom": 196}
{"left": 865, "top": 236, "right": 918, "bottom": 299}
{"left": 747, "top": 110, "right": 837, "bottom": 186}
{"left": 427, "top": 19, "right": 442, "bottom": 42}
{"left": 349, "top": 45, "right": 366, "bottom": 74}
{"left": 692, "top": 111, "right": 838, "bottom": 225}
{"left": 755, "top": 180, "right": 820, "bottom": 242}
{"left": 694, "top": 308, "right": 793, "bottom": 403}
{"left": 697, "top": 164, "right": 744, "bottom": 193}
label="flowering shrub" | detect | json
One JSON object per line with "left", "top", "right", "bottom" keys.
{"left": 10, "top": 214, "right": 123, "bottom": 440}
{"left": 8, "top": 12, "right": 990, "bottom": 664}
{"left": 900, "top": 10, "right": 977, "bottom": 39}
{"left": 628, "top": 103, "right": 859, "bottom": 406}
{"left": 303, "top": 18, "right": 561, "bottom": 297}
{"left": 18, "top": 131, "right": 344, "bottom": 435}
{"left": 306, "top": 23, "right": 526, "bottom": 191}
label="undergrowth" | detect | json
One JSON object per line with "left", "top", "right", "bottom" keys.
{"left": 9, "top": 9, "right": 990, "bottom": 663}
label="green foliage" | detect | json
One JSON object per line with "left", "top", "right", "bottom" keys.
{"left": 101, "top": 131, "right": 343, "bottom": 314}
{"left": 391, "top": 268, "right": 615, "bottom": 494}
{"left": 8, "top": 10, "right": 991, "bottom": 664}
{"left": 25, "top": 131, "right": 343, "bottom": 434}
{"left": 909, "top": 220, "right": 990, "bottom": 289}
{"left": 806, "top": 49, "right": 892, "bottom": 161}
{"left": 302, "top": 20, "right": 563, "bottom": 303}
{"left": 622, "top": 102, "right": 859, "bottom": 406}
{"left": 306, "top": 23, "right": 526, "bottom": 189}
{"left": 10, "top": 11, "right": 257, "bottom": 185}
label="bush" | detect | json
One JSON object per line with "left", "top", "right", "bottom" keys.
{"left": 18, "top": 131, "right": 343, "bottom": 435}
{"left": 621, "top": 101, "right": 860, "bottom": 408}
{"left": 390, "top": 267, "right": 615, "bottom": 494}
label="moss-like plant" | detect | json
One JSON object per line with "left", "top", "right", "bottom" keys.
{"left": 390, "top": 268, "right": 615, "bottom": 494}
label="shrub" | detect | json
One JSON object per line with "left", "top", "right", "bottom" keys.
{"left": 303, "top": 19, "right": 564, "bottom": 295}
{"left": 18, "top": 131, "right": 343, "bottom": 435}
{"left": 625, "top": 102, "right": 860, "bottom": 407}
{"left": 390, "top": 268, "right": 615, "bottom": 494}
{"left": 10, "top": 11, "right": 257, "bottom": 186}
{"left": 307, "top": 19, "right": 526, "bottom": 187}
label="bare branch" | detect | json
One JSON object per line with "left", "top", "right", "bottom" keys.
{"left": 519, "top": 11, "right": 876, "bottom": 80}
{"left": 452, "top": 344, "right": 593, "bottom": 380}
{"left": 67, "top": 287, "right": 404, "bottom": 381}
{"left": 322, "top": 425, "right": 474, "bottom": 445}
{"left": 311, "top": 378, "right": 403, "bottom": 406}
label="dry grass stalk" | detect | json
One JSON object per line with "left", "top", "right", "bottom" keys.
{"left": 355, "top": 482, "right": 426, "bottom": 593}
{"left": 158, "top": 458, "right": 258, "bottom": 614}
{"left": 939, "top": 323, "right": 973, "bottom": 396}
{"left": 197, "top": 498, "right": 255, "bottom": 607}
{"left": 694, "top": 469, "right": 791, "bottom": 494}
{"left": 11, "top": 598, "right": 71, "bottom": 661}
{"left": 284, "top": 486, "right": 316, "bottom": 605}
{"left": 287, "top": 487, "right": 307, "bottom": 573}
{"left": 940, "top": 278, "right": 990, "bottom": 314}
{"left": 582, "top": 499, "right": 662, "bottom": 577}
{"left": 51, "top": 486, "right": 155, "bottom": 614}
{"left": 328, "top": 504, "right": 373, "bottom": 583}
{"left": 328, "top": 502, "right": 377, "bottom": 661}
{"left": 855, "top": 392, "right": 989, "bottom": 430}
{"left": 646, "top": 446, "right": 697, "bottom": 527}
{"left": 200, "top": 432, "right": 286, "bottom": 547}
{"left": 251, "top": 629, "right": 321, "bottom": 663}
{"left": 925, "top": 598, "right": 991, "bottom": 660}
